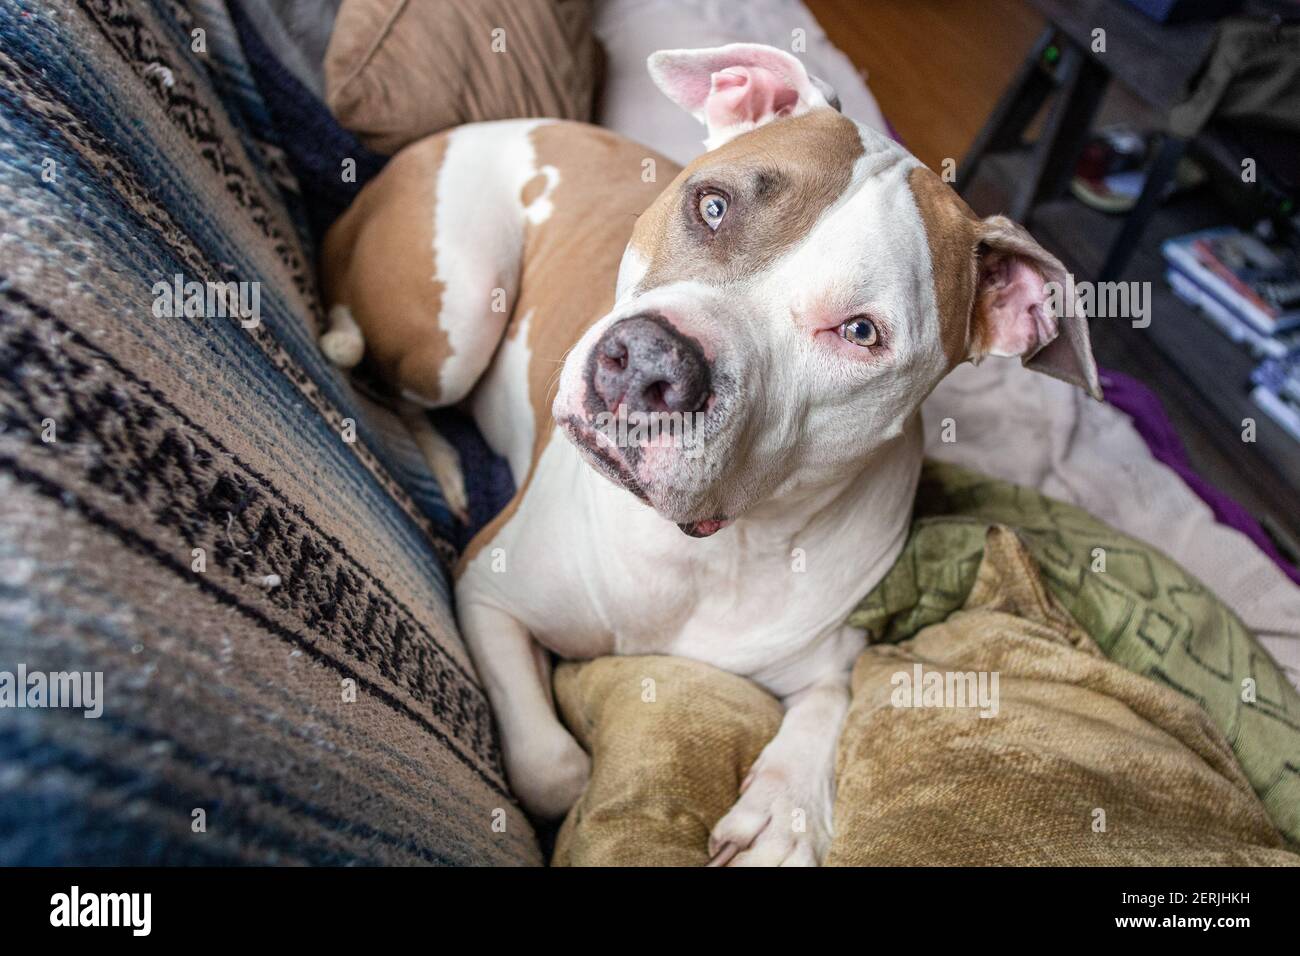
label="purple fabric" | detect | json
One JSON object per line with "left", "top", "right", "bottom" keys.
{"left": 1100, "top": 367, "right": 1300, "bottom": 585}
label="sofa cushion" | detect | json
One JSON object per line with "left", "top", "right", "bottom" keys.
{"left": 325, "top": 0, "right": 602, "bottom": 155}
{"left": 552, "top": 656, "right": 782, "bottom": 866}
{"left": 0, "top": 0, "right": 540, "bottom": 865}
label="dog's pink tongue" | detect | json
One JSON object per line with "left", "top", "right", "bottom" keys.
{"left": 678, "top": 518, "right": 731, "bottom": 538}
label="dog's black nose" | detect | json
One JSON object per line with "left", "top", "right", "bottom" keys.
{"left": 589, "top": 315, "right": 710, "bottom": 415}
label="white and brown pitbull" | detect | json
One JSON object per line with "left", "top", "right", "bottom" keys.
{"left": 320, "top": 43, "right": 1100, "bottom": 866}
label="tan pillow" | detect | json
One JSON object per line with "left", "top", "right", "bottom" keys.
{"left": 829, "top": 528, "right": 1296, "bottom": 866}
{"left": 552, "top": 655, "right": 781, "bottom": 867}
{"left": 552, "top": 529, "right": 1298, "bottom": 866}
{"left": 325, "top": 0, "right": 601, "bottom": 155}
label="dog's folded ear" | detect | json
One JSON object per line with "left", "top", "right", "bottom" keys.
{"left": 908, "top": 166, "right": 1100, "bottom": 399}
{"left": 970, "top": 216, "right": 1101, "bottom": 400}
{"left": 648, "top": 43, "right": 838, "bottom": 150}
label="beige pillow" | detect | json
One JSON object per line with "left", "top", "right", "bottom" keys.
{"left": 552, "top": 655, "right": 781, "bottom": 867}
{"left": 325, "top": 0, "right": 601, "bottom": 155}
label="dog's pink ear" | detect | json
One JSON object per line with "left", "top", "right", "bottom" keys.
{"left": 970, "top": 216, "right": 1101, "bottom": 399}
{"left": 648, "top": 43, "right": 834, "bottom": 149}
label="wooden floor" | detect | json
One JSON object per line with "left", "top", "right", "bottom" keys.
{"left": 806, "top": 0, "right": 1045, "bottom": 171}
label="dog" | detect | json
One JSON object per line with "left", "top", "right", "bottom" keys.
{"left": 320, "top": 42, "right": 1100, "bottom": 866}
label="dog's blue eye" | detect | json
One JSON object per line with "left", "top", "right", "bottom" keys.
{"left": 698, "top": 193, "right": 727, "bottom": 230}
{"left": 840, "top": 317, "right": 878, "bottom": 347}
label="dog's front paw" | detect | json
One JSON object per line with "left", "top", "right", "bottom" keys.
{"left": 503, "top": 725, "right": 591, "bottom": 820}
{"left": 708, "top": 757, "right": 832, "bottom": 867}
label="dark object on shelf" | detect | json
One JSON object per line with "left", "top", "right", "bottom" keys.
{"left": 967, "top": 147, "right": 1300, "bottom": 543}
{"left": 1123, "top": 0, "right": 1242, "bottom": 24}
{"left": 1072, "top": 126, "right": 1151, "bottom": 213}
{"left": 957, "top": 0, "right": 1219, "bottom": 279}
{"left": 961, "top": 3, "right": 1300, "bottom": 282}
{"left": 1168, "top": 16, "right": 1300, "bottom": 139}
{"left": 1191, "top": 125, "right": 1297, "bottom": 233}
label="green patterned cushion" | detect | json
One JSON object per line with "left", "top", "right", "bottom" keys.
{"left": 850, "top": 461, "right": 1300, "bottom": 846}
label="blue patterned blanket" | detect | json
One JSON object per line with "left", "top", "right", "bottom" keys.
{"left": 0, "top": 0, "right": 539, "bottom": 865}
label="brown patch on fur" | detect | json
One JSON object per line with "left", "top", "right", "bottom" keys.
{"left": 632, "top": 109, "right": 864, "bottom": 291}
{"left": 906, "top": 165, "right": 980, "bottom": 367}
{"left": 520, "top": 173, "right": 548, "bottom": 208}
{"left": 457, "top": 123, "right": 681, "bottom": 574}
{"left": 322, "top": 135, "right": 452, "bottom": 403}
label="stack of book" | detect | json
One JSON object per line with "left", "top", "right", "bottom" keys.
{"left": 1162, "top": 226, "right": 1300, "bottom": 441}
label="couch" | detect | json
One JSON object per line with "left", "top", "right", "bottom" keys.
{"left": 2, "top": 0, "right": 1297, "bottom": 866}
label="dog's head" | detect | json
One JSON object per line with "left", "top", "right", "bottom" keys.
{"left": 554, "top": 43, "right": 1099, "bottom": 536}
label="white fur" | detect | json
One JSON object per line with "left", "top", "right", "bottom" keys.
{"left": 320, "top": 304, "right": 365, "bottom": 368}
{"left": 432, "top": 120, "right": 555, "bottom": 403}
{"left": 469, "top": 308, "right": 536, "bottom": 480}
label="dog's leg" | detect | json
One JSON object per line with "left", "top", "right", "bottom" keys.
{"left": 708, "top": 667, "right": 852, "bottom": 867}
{"left": 398, "top": 402, "right": 469, "bottom": 524}
{"left": 459, "top": 601, "right": 590, "bottom": 820}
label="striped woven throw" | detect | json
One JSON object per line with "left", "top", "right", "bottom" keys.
{"left": 0, "top": 0, "right": 540, "bottom": 865}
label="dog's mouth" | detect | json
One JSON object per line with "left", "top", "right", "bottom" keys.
{"left": 677, "top": 517, "right": 732, "bottom": 538}
{"left": 560, "top": 416, "right": 650, "bottom": 504}
{"left": 560, "top": 416, "right": 730, "bottom": 536}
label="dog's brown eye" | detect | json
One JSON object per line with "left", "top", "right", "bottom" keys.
{"left": 698, "top": 192, "right": 728, "bottom": 230}
{"left": 840, "top": 316, "right": 878, "bottom": 347}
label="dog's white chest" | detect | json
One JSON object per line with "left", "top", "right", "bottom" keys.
{"left": 457, "top": 432, "right": 912, "bottom": 694}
